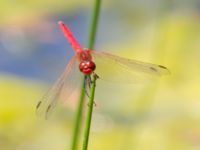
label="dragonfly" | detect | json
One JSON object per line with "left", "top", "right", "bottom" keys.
{"left": 36, "top": 21, "right": 170, "bottom": 118}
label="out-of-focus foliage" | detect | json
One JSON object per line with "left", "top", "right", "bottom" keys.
{"left": 0, "top": 0, "right": 200, "bottom": 150}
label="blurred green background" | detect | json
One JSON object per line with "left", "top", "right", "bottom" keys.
{"left": 0, "top": 0, "right": 200, "bottom": 150}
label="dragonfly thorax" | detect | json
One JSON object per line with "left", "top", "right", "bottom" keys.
{"left": 79, "top": 60, "right": 96, "bottom": 75}
{"left": 78, "top": 50, "right": 92, "bottom": 61}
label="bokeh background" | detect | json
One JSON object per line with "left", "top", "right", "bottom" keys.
{"left": 1, "top": 0, "right": 200, "bottom": 150}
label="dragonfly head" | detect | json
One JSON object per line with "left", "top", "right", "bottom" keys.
{"left": 79, "top": 60, "right": 96, "bottom": 75}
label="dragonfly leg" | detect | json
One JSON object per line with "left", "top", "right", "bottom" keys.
{"left": 86, "top": 73, "right": 98, "bottom": 107}
{"left": 87, "top": 101, "right": 97, "bottom": 107}
{"left": 84, "top": 75, "right": 90, "bottom": 98}
{"left": 84, "top": 87, "right": 90, "bottom": 98}
{"left": 92, "top": 72, "right": 99, "bottom": 80}
{"left": 93, "top": 101, "right": 97, "bottom": 107}
{"left": 87, "top": 75, "right": 93, "bottom": 88}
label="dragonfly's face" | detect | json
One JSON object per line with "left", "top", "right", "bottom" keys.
{"left": 78, "top": 49, "right": 96, "bottom": 75}
{"left": 79, "top": 60, "right": 96, "bottom": 75}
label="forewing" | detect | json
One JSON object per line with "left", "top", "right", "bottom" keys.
{"left": 90, "top": 51, "right": 170, "bottom": 83}
{"left": 36, "top": 55, "right": 81, "bottom": 119}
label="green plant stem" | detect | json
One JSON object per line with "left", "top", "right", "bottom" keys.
{"left": 70, "top": 77, "right": 86, "bottom": 150}
{"left": 88, "top": 0, "right": 101, "bottom": 49}
{"left": 70, "top": 0, "right": 101, "bottom": 150}
{"left": 82, "top": 75, "right": 98, "bottom": 150}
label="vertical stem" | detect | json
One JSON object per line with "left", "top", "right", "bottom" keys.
{"left": 71, "top": 77, "right": 85, "bottom": 150}
{"left": 82, "top": 1, "right": 101, "bottom": 149}
{"left": 70, "top": 0, "right": 101, "bottom": 150}
{"left": 88, "top": 0, "right": 101, "bottom": 50}
{"left": 82, "top": 75, "right": 98, "bottom": 150}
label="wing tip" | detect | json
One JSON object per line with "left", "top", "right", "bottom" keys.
{"left": 149, "top": 65, "right": 171, "bottom": 76}
{"left": 158, "top": 65, "right": 171, "bottom": 75}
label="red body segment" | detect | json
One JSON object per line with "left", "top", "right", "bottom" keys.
{"left": 58, "top": 21, "right": 96, "bottom": 75}
{"left": 58, "top": 21, "right": 82, "bottom": 53}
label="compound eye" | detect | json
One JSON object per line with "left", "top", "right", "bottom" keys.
{"left": 79, "top": 61, "right": 96, "bottom": 75}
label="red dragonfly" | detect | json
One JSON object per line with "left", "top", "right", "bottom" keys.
{"left": 36, "top": 21, "right": 170, "bottom": 118}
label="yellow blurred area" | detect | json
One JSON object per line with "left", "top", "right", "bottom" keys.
{"left": 0, "top": 74, "right": 40, "bottom": 122}
{"left": 0, "top": 74, "right": 74, "bottom": 149}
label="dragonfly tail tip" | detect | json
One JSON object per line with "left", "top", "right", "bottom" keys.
{"left": 58, "top": 21, "right": 64, "bottom": 25}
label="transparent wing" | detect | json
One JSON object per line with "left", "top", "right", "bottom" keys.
{"left": 90, "top": 50, "right": 170, "bottom": 83}
{"left": 36, "top": 55, "right": 81, "bottom": 119}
